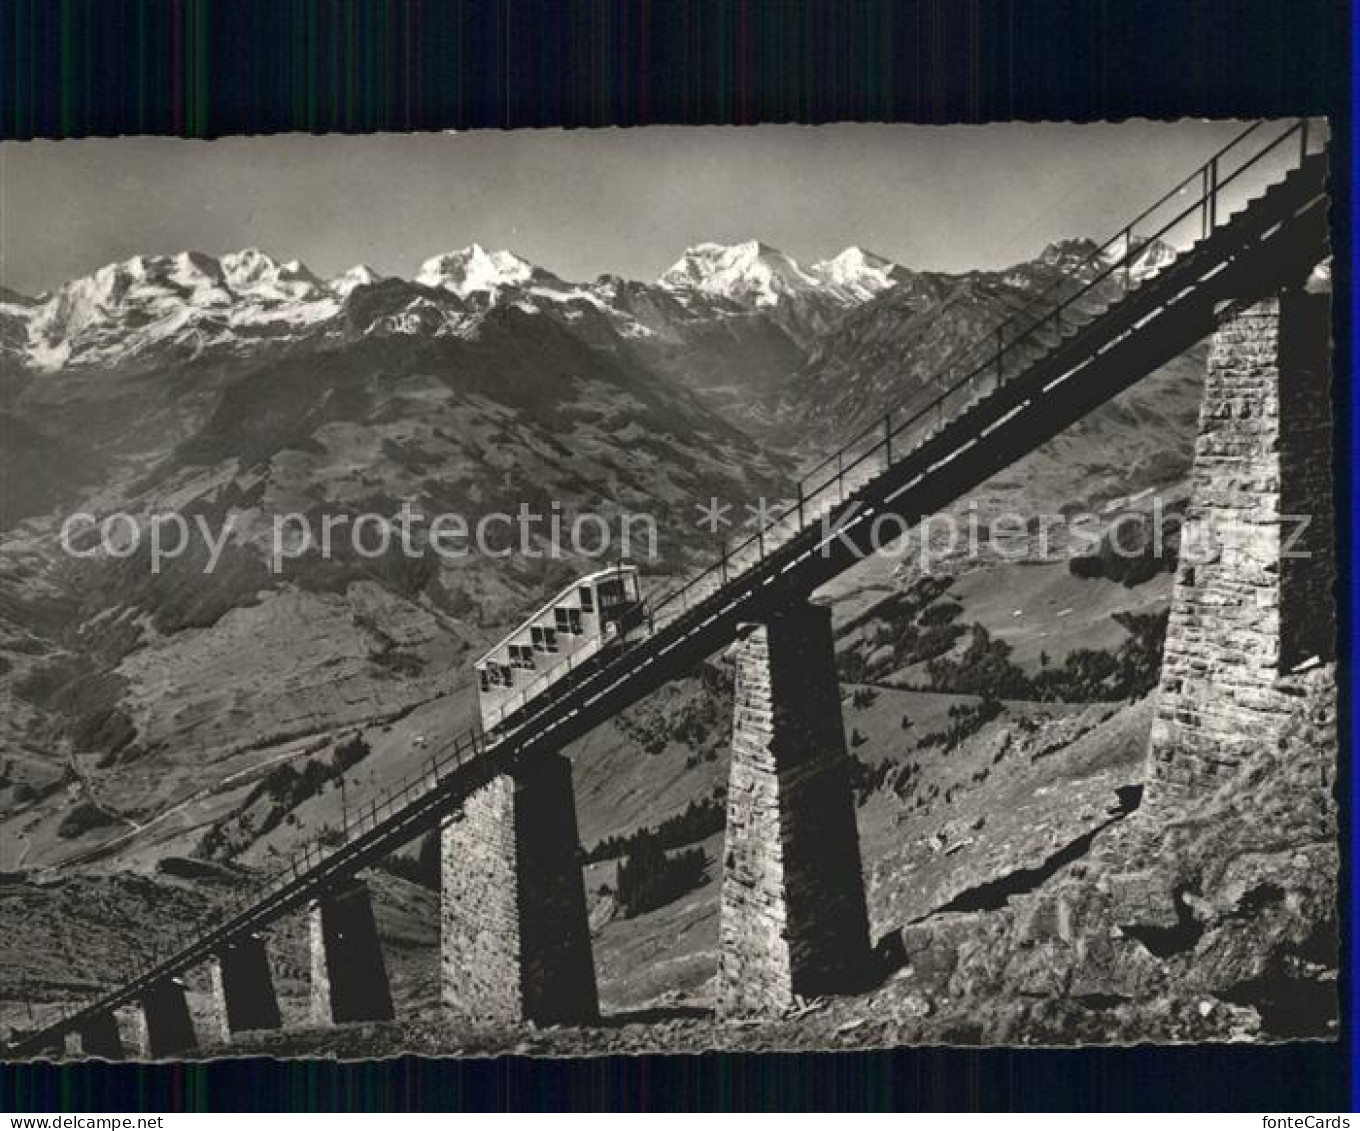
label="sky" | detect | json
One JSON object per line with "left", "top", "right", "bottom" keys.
{"left": 0, "top": 120, "right": 1258, "bottom": 296}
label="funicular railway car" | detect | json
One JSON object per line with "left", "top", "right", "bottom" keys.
{"left": 474, "top": 564, "right": 646, "bottom": 736}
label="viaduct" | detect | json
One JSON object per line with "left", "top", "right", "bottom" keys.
{"left": 8, "top": 119, "right": 1333, "bottom": 1059}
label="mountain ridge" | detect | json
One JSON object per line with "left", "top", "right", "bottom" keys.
{"left": 4, "top": 239, "right": 921, "bottom": 372}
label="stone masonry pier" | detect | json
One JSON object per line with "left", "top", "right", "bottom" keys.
{"left": 441, "top": 753, "right": 598, "bottom": 1026}
{"left": 73, "top": 1011, "right": 124, "bottom": 1060}
{"left": 1147, "top": 289, "right": 1334, "bottom": 807}
{"left": 308, "top": 879, "right": 395, "bottom": 1025}
{"left": 208, "top": 933, "right": 283, "bottom": 1041}
{"left": 718, "top": 600, "right": 873, "bottom": 1018}
{"left": 135, "top": 978, "right": 197, "bottom": 1058}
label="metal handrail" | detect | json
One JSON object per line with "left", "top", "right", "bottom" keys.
{"left": 431, "top": 120, "right": 1319, "bottom": 779}
{"left": 643, "top": 119, "right": 1318, "bottom": 613}
{"left": 796, "top": 117, "right": 1288, "bottom": 489}
{"left": 337, "top": 117, "right": 1320, "bottom": 831}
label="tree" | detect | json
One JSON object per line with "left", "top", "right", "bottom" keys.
{"left": 616, "top": 841, "right": 707, "bottom": 917}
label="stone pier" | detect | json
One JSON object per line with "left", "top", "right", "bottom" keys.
{"left": 135, "top": 978, "right": 197, "bottom": 1058}
{"left": 308, "top": 879, "right": 396, "bottom": 1025}
{"left": 33, "top": 1033, "right": 65, "bottom": 1059}
{"left": 441, "top": 753, "right": 598, "bottom": 1025}
{"left": 208, "top": 934, "right": 283, "bottom": 1041}
{"left": 74, "top": 1011, "right": 124, "bottom": 1060}
{"left": 1147, "top": 289, "right": 1334, "bottom": 807}
{"left": 717, "top": 600, "right": 873, "bottom": 1018}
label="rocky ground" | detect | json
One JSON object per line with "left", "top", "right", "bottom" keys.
{"left": 0, "top": 230, "right": 1339, "bottom": 1059}
{"left": 5, "top": 650, "right": 1336, "bottom": 1056}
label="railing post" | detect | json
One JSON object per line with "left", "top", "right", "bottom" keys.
{"left": 1201, "top": 166, "right": 1210, "bottom": 239}
{"left": 884, "top": 412, "right": 893, "bottom": 465}
{"left": 1299, "top": 118, "right": 1309, "bottom": 163}
{"left": 1212, "top": 155, "right": 1222, "bottom": 227}
{"left": 796, "top": 483, "right": 804, "bottom": 530}
{"left": 721, "top": 540, "right": 729, "bottom": 584}
{"left": 836, "top": 451, "right": 844, "bottom": 502}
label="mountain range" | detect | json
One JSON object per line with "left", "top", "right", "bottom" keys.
{"left": 0, "top": 231, "right": 1202, "bottom": 881}
{"left": 1, "top": 238, "right": 909, "bottom": 372}
{"left": 1, "top": 233, "right": 1178, "bottom": 446}
{"left": 0, "top": 194, "right": 1338, "bottom": 1054}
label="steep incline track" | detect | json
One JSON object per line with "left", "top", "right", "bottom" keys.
{"left": 11, "top": 121, "right": 1330, "bottom": 1055}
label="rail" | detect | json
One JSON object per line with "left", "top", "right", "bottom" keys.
{"left": 480, "top": 116, "right": 1325, "bottom": 726}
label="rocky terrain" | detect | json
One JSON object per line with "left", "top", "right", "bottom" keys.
{"left": 0, "top": 231, "right": 1338, "bottom": 1053}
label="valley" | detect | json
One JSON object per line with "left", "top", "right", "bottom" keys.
{"left": 0, "top": 227, "right": 1335, "bottom": 1053}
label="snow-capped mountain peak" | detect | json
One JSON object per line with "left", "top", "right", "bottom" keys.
{"left": 62, "top": 251, "right": 229, "bottom": 310}
{"left": 17, "top": 248, "right": 343, "bottom": 371}
{"left": 329, "top": 264, "right": 386, "bottom": 297}
{"left": 416, "top": 244, "right": 544, "bottom": 299}
{"left": 1122, "top": 236, "right": 1178, "bottom": 281}
{"left": 1037, "top": 238, "right": 1104, "bottom": 273}
{"left": 1036, "top": 235, "right": 1179, "bottom": 284}
{"left": 658, "top": 240, "right": 823, "bottom": 308}
{"left": 220, "top": 247, "right": 323, "bottom": 301}
{"left": 809, "top": 246, "right": 906, "bottom": 300}
{"left": 25, "top": 251, "right": 235, "bottom": 368}
{"left": 8, "top": 231, "right": 1136, "bottom": 379}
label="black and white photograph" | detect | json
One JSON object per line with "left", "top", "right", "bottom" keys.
{"left": 0, "top": 116, "right": 1338, "bottom": 1063}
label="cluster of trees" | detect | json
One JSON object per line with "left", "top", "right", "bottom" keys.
{"left": 925, "top": 612, "right": 1168, "bottom": 704}
{"left": 614, "top": 840, "right": 708, "bottom": 918}
{"left": 56, "top": 800, "right": 117, "bottom": 840}
{"left": 847, "top": 752, "right": 900, "bottom": 803}
{"left": 582, "top": 789, "right": 725, "bottom": 916}
{"left": 613, "top": 666, "right": 733, "bottom": 765}
{"left": 918, "top": 697, "right": 1006, "bottom": 753}
{"left": 836, "top": 548, "right": 1176, "bottom": 705}
{"left": 583, "top": 791, "right": 725, "bottom": 864}
{"left": 837, "top": 577, "right": 964, "bottom": 685}
{"left": 332, "top": 731, "right": 371, "bottom": 773}
{"left": 15, "top": 653, "right": 140, "bottom": 767}
{"left": 926, "top": 624, "right": 1031, "bottom": 699}
{"left": 850, "top": 687, "right": 878, "bottom": 709}
{"left": 1068, "top": 511, "right": 1180, "bottom": 588}
{"left": 199, "top": 730, "right": 373, "bottom": 858}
